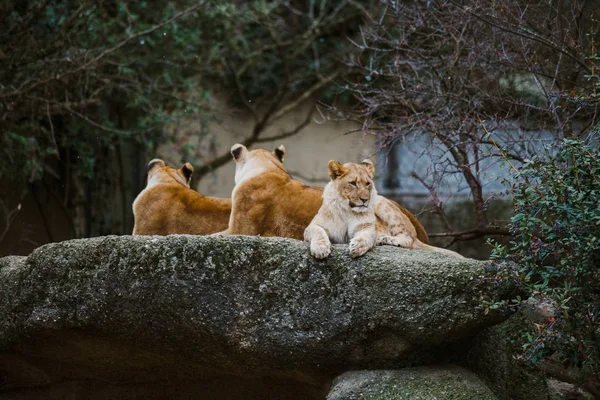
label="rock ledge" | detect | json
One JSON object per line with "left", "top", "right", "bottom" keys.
{"left": 0, "top": 235, "right": 514, "bottom": 399}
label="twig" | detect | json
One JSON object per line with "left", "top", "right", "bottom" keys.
{"left": 0, "top": 202, "right": 21, "bottom": 244}
{"left": 479, "top": 120, "right": 521, "bottom": 174}
{"left": 270, "top": 71, "right": 341, "bottom": 121}
{"left": 428, "top": 227, "right": 510, "bottom": 239}
{"left": 255, "top": 108, "right": 314, "bottom": 143}
{"left": 46, "top": 101, "right": 59, "bottom": 157}
{"left": 411, "top": 171, "right": 454, "bottom": 232}
{"left": 447, "top": 0, "right": 590, "bottom": 73}
{"left": 194, "top": 72, "right": 339, "bottom": 180}
{"left": 64, "top": 105, "right": 150, "bottom": 135}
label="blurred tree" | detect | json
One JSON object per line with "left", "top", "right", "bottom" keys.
{"left": 0, "top": 0, "right": 370, "bottom": 245}
{"left": 339, "top": 0, "right": 600, "bottom": 385}
{"left": 335, "top": 0, "right": 599, "bottom": 246}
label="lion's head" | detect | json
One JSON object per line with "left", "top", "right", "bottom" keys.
{"left": 146, "top": 159, "right": 193, "bottom": 188}
{"left": 230, "top": 143, "right": 287, "bottom": 184}
{"left": 327, "top": 159, "right": 376, "bottom": 213}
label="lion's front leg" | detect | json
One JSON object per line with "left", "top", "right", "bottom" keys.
{"left": 304, "top": 224, "right": 331, "bottom": 259}
{"left": 348, "top": 223, "right": 377, "bottom": 258}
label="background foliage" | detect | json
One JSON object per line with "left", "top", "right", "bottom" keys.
{"left": 0, "top": 0, "right": 368, "bottom": 239}
{"left": 338, "top": 0, "right": 599, "bottom": 247}
{"left": 1, "top": 0, "right": 600, "bottom": 390}
{"left": 487, "top": 137, "right": 600, "bottom": 387}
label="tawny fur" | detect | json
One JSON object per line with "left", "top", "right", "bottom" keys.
{"left": 218, "top": 144, "right": 459, "bottom": 257}
{"left": 304, "top": 159, "right": 465, "bottom": 259}
{"left": 217, "top": 145, "right": 322, "bottom": 238}
{"left": 132, "top": 159, "right": 231, "bottom": 235}
{"left": 304, "top": 160, "right": 378, "bottom": 259}
{"left": 373, "top": 191, "right": 465, "bottom": 258}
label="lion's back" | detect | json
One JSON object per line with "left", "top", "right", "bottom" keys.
{"left": 133, "top": 184, "right": 231, "bottom": 235}
{"left": 232, "top": 172, "right": 322, "bottom": 239}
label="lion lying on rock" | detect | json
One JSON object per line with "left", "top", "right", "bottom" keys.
{"left": 304, "top": 159, "right": 379, "bottom": 258}
{"left": 218, "top": 144, "right": 462, "bottom": 258}
{"left": 133, "top": 159, "right": 231, "bottom": 235}
{"left": 305, "top": 159, "right": 464, "bottom": 258}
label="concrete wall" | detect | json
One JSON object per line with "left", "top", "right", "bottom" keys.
{"left": 156, "top": 101, "right": 377, "bottom": 198}
{"left": 2, "top": 98, "right": 509, "bottom": 260}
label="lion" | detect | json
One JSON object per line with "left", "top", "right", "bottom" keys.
{"left": 218, "top": 143, "right": 461, "bottom": 257}
{"left": 304, "top": 160, "right": 378, "bottom": 259}
{"left": 305, "top": 159, "right": 465, "bottom": 259}
{"left": 132, "top": 159, "right": 231, "bottom": 235}
{"left": 217, "top": 144, "right": 323, "bottom": 238}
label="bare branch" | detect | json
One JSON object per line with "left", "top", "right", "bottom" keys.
{"left": 270, "top": 71, "right": 341, "bottom": 121}
{"left": 428, "top": 227, "right": 511, "bottom": 240}
{"left": 333, "top": 0, "right": 597, "bottom": 246}
{"left": 255, "top": 108, "right": 314, "bottom": 143}
{"left": 447, "top": 0, "right": 590, "bottom": 73}
{"left": 64, "top": 105, "right": 150, "bottom": 135}
{"left": 0, "top": 201, "right": 21, "bottom": 244}
{"left": 411, "top": 171, "right": 454, "bottom": 232}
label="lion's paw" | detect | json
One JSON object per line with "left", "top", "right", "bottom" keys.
{"left": 377, "top": 234, "right": 413, "bottom": 248}
{"left": 311, "top": 240, "right": 331, "bottom": 259}
{"left": 349, "top": 237, "right": 371, "bottom": 258}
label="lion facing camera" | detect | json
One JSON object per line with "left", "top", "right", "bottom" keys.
{"left": 304, "top": 159, "right": 464, "bottom": 259}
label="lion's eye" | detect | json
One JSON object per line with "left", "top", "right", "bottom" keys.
{"left": 367, "top": 182, "right": 372, "bottom": 188}
{"left": 350, "top": 181, "right": 357, "bottom": 187}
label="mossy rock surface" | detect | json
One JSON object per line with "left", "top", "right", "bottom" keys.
{"left": 0, "top": 235, "right": 517, "bottom": 398}
{"left": 327, "top": 366, "right": 498, "bottom": 400}
{"left": 462, "top": 312, "right": 551, "bottom": 400}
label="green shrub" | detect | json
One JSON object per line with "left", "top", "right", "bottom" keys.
{"left": 487, "top": 137, "right": 600, "bottom": 380}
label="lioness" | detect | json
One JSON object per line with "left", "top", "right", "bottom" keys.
{"left": 305, "top": 159, "right": 464, "bottom": 258}
{"left": 132, "top": 159, "right": 231, "bottom": 235}
{"left": 219, "top": 144, "right": 460, "bottom": 257}
{"left": 305, "top": 160, "right": 378, "bottom": 258}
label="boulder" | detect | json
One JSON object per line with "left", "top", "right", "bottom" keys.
{"left": 464, "top": 312, "right": 600, "bottom": 400}
{"left": 548, "top": 379, "right": 596, "bottom": 400}
{"left": 327, "top": 366, "right": 498, "bottom": 400}
{"left": 0, "top": 235, "right": 518, "bottom": 399}
{"left": 461, "top": 313, "right": 549, "bottom": 400}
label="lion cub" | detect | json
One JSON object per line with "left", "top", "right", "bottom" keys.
{"left": 304, "top": 160, "right": 378, "bottom": 259}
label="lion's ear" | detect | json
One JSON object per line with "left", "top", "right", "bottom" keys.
{"left": 181, "top": 162, "right": 194, "bottom": 184}
{"left": 147, "top": 159, "right": 165, "bottom": 173}
{"left": 328, "top": 160, "right": 346, "bottom": 180}
{"left": 360, "top": 159, "right": 375, "bottom": 178}
{"left": 273, "top": 145, "right": 285, "bottom": 163}
{"left": 231, "top": 143, "right": 247, "bottom": 160}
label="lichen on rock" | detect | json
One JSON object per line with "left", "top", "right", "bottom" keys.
{"left": 0, "top": 235, "right": 520, "bottom": 399}
{"left": 327, "top": 366, "right": 499, "bottom": 400}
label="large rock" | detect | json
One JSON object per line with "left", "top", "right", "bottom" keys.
{"left": 0, "top": 235, "right": 517, "bottom": 399}
{"left": 462, "top": 313, "right": 549, "bottom": 400}
{"left": 463, "top": 312, "right": 600, "bottom": 400}
{"left": 327, "top": 366, "right": 498, "bottom": 400}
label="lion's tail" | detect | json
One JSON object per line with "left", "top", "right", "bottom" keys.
{"left": 412, "top": 239, "right": 465, "bottom": 258}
